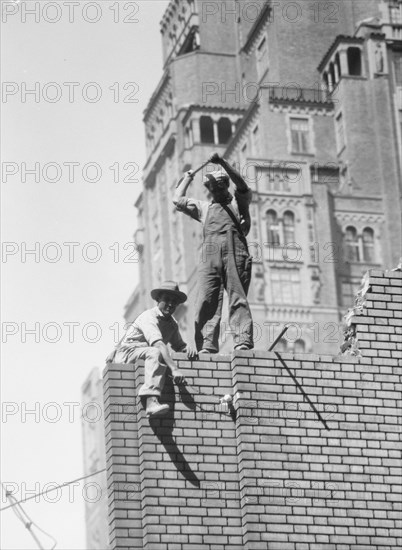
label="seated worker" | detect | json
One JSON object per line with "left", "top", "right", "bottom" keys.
{"left": 173, "top": 153, "right": 253, "bottom": 353}
{"left": 106, "top": 281, "right": 197, "bottom": 417}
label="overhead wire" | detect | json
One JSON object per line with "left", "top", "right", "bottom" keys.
{"left": 0, "top": 468, "right": 106, "bottom": 512}
{"left": 1, "top": 483, "right": 58, "bottom": 549}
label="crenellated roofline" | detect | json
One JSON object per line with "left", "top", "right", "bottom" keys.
{"left": 143, "top": 71, "right": 171, "bottom": 123}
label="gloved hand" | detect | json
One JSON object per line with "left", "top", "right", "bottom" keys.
{"left": 208, "top": 152, "right": 221, "bottom": 164}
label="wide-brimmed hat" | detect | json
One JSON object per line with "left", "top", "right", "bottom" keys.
{"left": 150, "top": 281, "right": 187, "bottom": 304}
{"left": 203, "top": 170, "right": 230, "bottom": 189}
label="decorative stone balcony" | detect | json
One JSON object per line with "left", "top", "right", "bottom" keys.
{"left": 268, "top": 86, "right": 334, "bottom": 107}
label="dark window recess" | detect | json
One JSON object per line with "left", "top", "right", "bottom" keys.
{"left": 200, "top": 116, "right": 214, "bottom": 143}
{"left": 347, "top": 47, "right": 362, "bottom": 76}
{"left": 330, "top": 63, "right": 336, "bottom": 86}
{"left": 283, "top": 211, "right": 295, "bottom": 244}
{"left": 362, "top": 227, "right": 375, "bottom": 263}
{"left": 218, "top": 118, "right": 232, "bottom": 144}
{"left": 266, "top": 210, "right": 280, "bottom": 245}
{"left": 335, "top": 52, "right": 341, "bottom": 78}
{"left": 344, "top": 226, "right": 360, "bottom": 262}
{"left": 394, "top": 58, "right": 402, "bottom": 85}
{"left": 178, "top": 27, "right": 200, "bottom": 56}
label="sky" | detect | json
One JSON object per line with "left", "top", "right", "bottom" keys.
{"left": 1, "top": 1, "right": 168, "bottom": 547}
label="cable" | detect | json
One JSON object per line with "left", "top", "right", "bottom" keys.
{"left": 1, "top": 484, "right": 58, "bottom": 549}
{"left": 0, "top": 468, "right": 106, "bottom": 512}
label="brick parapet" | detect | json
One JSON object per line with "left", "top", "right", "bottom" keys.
{"left": 342, "top": 269, "right": 402, "bottom": 359}
{"left": 104, "top": 269, "right": 402, "bottom": 549}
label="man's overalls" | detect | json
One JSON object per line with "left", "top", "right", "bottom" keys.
{"left": 194, "top": 202, "right": 253, "bottom": 352}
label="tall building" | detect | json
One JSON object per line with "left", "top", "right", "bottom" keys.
{"left": 125, "top": 0, "right": 402, "bottom": 355}
{"left": 81, "top": 368, "right": 110, "bottom": 549}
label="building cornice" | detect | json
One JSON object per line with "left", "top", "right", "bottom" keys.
{"left": 225, "top": 101, "right": 259, "bottom": 157}
{"left": 159, "top": 0, "right": 178, "bottom": 32}
{"left": 143, "top": 71, "right": 170, "bottom": 123}
{"left": 241, "top": 1, "right": 272, "bottom": 54}
{"left": 143, "top": 134, "right": 176, "bottom": 187}
{"left": 179, "top": 103, "right": 247, "bottom": 125}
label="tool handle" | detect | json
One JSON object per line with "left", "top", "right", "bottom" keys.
{"left": 191, "top": 159, "right": 210, "bottom": 176}
{"left": 175, "top": 160, "right": 210, "bottom": 188}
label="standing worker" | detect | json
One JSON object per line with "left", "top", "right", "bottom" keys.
{"left": 173, "top": 153, "right": 254, "bottom": 353}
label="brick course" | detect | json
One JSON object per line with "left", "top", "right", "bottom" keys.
{"left": 104, "top": 269, "right": 402, "bottom": 549}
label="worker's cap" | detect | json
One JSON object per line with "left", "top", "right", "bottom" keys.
{"left": 203, "top": 170, "right": 230, "bottom": 190}
{"left": 150, "top": 280, "right": 187, "bottom": 304}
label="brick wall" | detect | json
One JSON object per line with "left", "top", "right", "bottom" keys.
{"left": 104, "top": 268, "right": 402, "bottom": 549}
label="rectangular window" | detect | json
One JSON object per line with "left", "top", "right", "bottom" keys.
{"left": 341, "top": 281, "right": 354, "bottom": 307}
{"left": 290, "top": 118, "right": 310, "bottom": 153}
{"left": 271, "top": 269, "right": 300, "bottom": 304}
{"left": 341, "top": 279, "right": 361, "bottom": 307}
{"left": 389, "top": 1, "right": 402, "bottom": 24}
{"left": 395, "top": 58, "right": 402, "bottom": 85}
{"left": 335, "top": 113, "right": 345, "bottom": 152}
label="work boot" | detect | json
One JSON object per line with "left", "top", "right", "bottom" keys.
{"left": 145, "top": 396, "right": 170, "bottom": 418}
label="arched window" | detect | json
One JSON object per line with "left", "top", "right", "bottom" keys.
{"left": 217, "top": 117, "right": 232, "bottom": 144}
{"left": 344, "top": 226, "right": 360, "bottom": 262}
{"left": 283, "top": 211, "right": 295, "bottom": 244}
{"left": 294, "top": 339, "right": 306, "bottom": 353}
{"left": 266, "top": 210, "right": 280, "bottom": 245}
{"left": 348, "top": 47, "right": 362, "bottom": 76}
{"left": 362, "top": 227, "right": 375, "bottom": 262}
{"left": 200, "top": 116, "right": 214, "bottom": 143}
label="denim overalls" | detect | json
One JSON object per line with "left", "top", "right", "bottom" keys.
{"left": 194, "top": 202, "right": 253, "bottom": 352}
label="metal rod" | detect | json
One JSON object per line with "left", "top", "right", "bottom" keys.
{"left": 274, "top": 351, "right": 330, "bottom": 431}
{"left": 175, "top": 160, "right": 210, "bottom": 188}
{"left": 268, "top": 324, "right": 290, "bottom": 351}
{"left": 191, "top": 159, "right": 210, "bottom": 176}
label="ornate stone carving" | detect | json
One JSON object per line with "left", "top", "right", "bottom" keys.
{"left": 253, "top": 264, "right": 265, "bottom": 301}
{"left": 335, "top": 212, "right": 384, "bottom": 226}
{"left": 311, "top": 268, "right": 322, "bottom": 304}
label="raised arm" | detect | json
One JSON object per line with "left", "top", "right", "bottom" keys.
{"left": 172, "top": 170, "right": 194, "bottom": 205}
{"left": 209, "top": 153, "right": 249, "bottom": 193}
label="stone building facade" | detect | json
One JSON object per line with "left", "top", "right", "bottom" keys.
{"left": 81, "top": 368, "right": 110, "bottom": 549}
{"left": 125, "top": 0, "right": 402, "bottom": 355}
